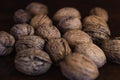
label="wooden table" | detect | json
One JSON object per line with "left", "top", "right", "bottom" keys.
{"left": 0, "top": 0, "right": 120, "bottom": 80}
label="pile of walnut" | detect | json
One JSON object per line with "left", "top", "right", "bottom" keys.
{"left": 0, "top": 2, "right": 120, "bottom": 80}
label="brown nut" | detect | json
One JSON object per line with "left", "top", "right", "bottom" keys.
{"left": 90, "top": 7, "right": 109, "bottom": 22}
{"left": 10, "top": 24, "right": 34, "bottom": 39}
{"left": 74, "top": 42, "right": 106, "bottom": 68}
{"left": 58, "top": 16, "right": 82, "bottom": 33}
{"left": 63, "top": 30, "right": 92, "bottom": 47}
{"left": 15, "top": 48, "right": 52, "bottom": 76}
{"left": 36, "top": 24, "right": 61, "bottom": 40}
{"left": 0, "top": 31, "right": 15, "bottom": 56}
{"left": 53, "top": 7, "right": 81, "bottom": 22}
{"left": 101, "top": 37, "right": 120, "bottom": 64}
{"left": 60, "top": 53, "right": 99, "bottom": 80}
{"left": 30, "top": 15, "right": 52, "bottom": 29}
{"left": 26, "top": 2, "right": 48, "bottom": 16}
{"left": 15, "top": 35, "right": 45, "bottom": 52}
{"left": 14, "top": 9, "right": 31, "bottom": 23}
{"left": 45, "top": 38, "right": 71, "bottom": 63}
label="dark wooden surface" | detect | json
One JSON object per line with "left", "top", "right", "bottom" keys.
{"left": 0, "top": 0, "right": 120, "bottom": 80}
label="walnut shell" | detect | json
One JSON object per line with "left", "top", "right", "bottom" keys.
{"left": 101, "top": 37, "right": 120, "bottom": 64}
{"left": 26, "top": 2, "right": 48, "bottom": 15}
{"left": 15, "top": 48, "right": 52, "bottom": 75}
{"left": 90, "top": 7, "right": 109, "bottom": 22}
{"left": 45, "top": 38, "right": 71, "bottom": 63}
{"left": 63, "top": 30, "right": 92, "bottom": 47}
{"left": 10, "top": 24, "right": 34, "bottom": 39}
{"left": 30, "top": 15, "right": 52, "bottom": 29}
{"left": 53, "top": 7, "right": 81, "bottom": 22}
{"left": 14, "top": 9, "right": 31, "bottom": 23}
{"left": 58, "top": 16, "right": 82, "bottom": 33}
{"left": 36, "top": 24, "right": 61, "bottom": 40}
{"left": 0, "top": 31, "right": 15, "bottom": 56}
{"left": 60, "top": 53, "right": 99, "bottom": 80}
{"left": 15, "top": 35, "right": 45, "bottom": 52}
{"left": 74, "top": 42, "right": 106, "bottom": 68}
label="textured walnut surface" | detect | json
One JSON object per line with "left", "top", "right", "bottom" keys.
{"left": 15, "top": 48, "right": 52, "bottom": 75}
{"left": 60, "top": 53, "right": 99, "bottom": 80}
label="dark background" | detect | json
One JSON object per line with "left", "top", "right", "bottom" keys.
{"left": 0, "top": 0, "right": 120, "bottom": 80}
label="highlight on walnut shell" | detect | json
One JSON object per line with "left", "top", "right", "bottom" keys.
{"left": 63, "top": 29, "right": 92, "bottom": 47}
{"left": 30, "top": 14, "right": 52, "bottom": 29}
{"left": 10, "top": 24, "right": 34, "bottom": 39}
{"left": 15, "top": 48, "right": 52, "bottom": 76}
{"left": 26, "top": 2, "right": 48, "bottom": 16}
{"left": 45, "top": 38, "right": 71, "bottom": 63}
{"left": 53, "top": 7, "right": 81, "bottom": 22}
{"left": 90, "top": 7, "right": 109, "bottom": 22}
{"left": 60, "top": 53, "right": 99, "bottom": 80}
{"left": 0, "top": 31, "right": 15, "bottom": 56}
{"left": 74, "top": 42, "right": 106, "bottom": 68}
{"left": 101, "top": 37, "right": 120, "bottom": 64}
{"left": 15, "top": 35, "right": 45, "bottom": 52}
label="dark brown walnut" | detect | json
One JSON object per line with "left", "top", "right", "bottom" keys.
{"left": 15, "top": 48, "right": 52, "bottom": 76}
{"left": 10, "top": 24, "right": 34, "bottom": 39}
{"left": 0, "top": 31, "right": 15, "bottom": 56}
{"left": 58, "top": 16, "right": 82, "bottom": 33}
{"left": 36, "top": 24, "right": 61, "bottom": 40}
{"left": 30, "top": 15, "right": 52, "bottom": 29}
{"left": 26, "top": 2, "right": 48, "bottom": 16}
{"left": 15, "top": 35, "right": 45, "bottom": 52}
{"left": 14, "top": 9, "right": 31, "bottom": 23}
{"left": 90, "top": 7, "right": 109, "bottom": 22}
{"left": 53, "top": 7, "right": 81, "bottom": 22}
{"left": 45, "top": 38, "right": 71, "bottom": 63}
{"left": 83, "top": 15, "right": 111, "bottom": 45}
{"left": 101, "top": 37, "right": 120, "bottom": 64}
{"left": 63, "top": 30, "right": 92, "bottom": 47}
{"left": 74, "top": 42, "right": 106, "bottom": 68}
{"left": 60, "top": 53, "right": 99, "bottom": 80}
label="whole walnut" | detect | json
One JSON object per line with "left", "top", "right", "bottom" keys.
{"left": 36, "top": 24, "right": 61, "bottom": 40}
{"left": 15, "top": 48, "right": 52, "bottom": 76}
{"left": 74, "top": 42, "right": 106, "bottom": 68}
{"left": 90, "top": 7, "right": 109, "bottom": 22}
{"left": 63, "top": 30, "right": 92, "bottom": 47}
{"left": 30, "top": 15, "right": 52, "bottom": 29}
{"left": 14, "top": 9, "right": 31, "bottom": 23}
{"left": 83, "top": 15, "right": 111, "bottom": 45}
{"left": 10, "top": 24, "right": 34, "bottom": 39}
{"left": 53, "top": 7, "right": 81, "bottom": 22}
{"left": 60, "top": 53, "right": 99, "bottom": 80}
{"left": 15, "top": 35, "right": 45, "bottom": 52}
{"left": 101, "top": 37, "right": 120, "bottom": 64}
{"left": 26, "top": 2, "right": 48, "bottom": 16}
{"left": 58, "top": 16, "right": 82, "bottom": 33}
{"left": 0, "top": 31, "right": 15, "bottom": 56}
{"left": 45, "top": 38, "right": 71, "bottom": 63}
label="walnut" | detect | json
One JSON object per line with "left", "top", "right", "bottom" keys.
{"left": 26, "top": 2, "right": 48, "bottom": 16}
{"left": 53, "top": 7, "right": 81, "bottom": 22}
{"left": 0, "top": 31, "right": 15, "bottom": 56}
{"left": 15, "top": 48, "right": 52, "bottom": 75}
{"left": 90, "top": 7, "right": 109, "bottom": 22}
{"left": 10, "top": 24, "right": 34, "bottom": 39}
{"left": 30, "top": 15, "right": 52, "bottom": 29}
{"left": 58, "top": 16, "right": 82, "bottom": 33}
{"left": 63, "top": 30, "right": 92, "bottom": 47}
{"left": 36, "top": 24, "right": 61, "bottom": 40}
{"left": 15, "top": 35, "right": 45, "bottom": 52}
{"left": 60, "top": 53, "right": 99, "bottom": 80}
{"left": 74, "top": 42, "right": 106, "bottom": 68}
{"left": 101, "top": 37, "right": 120, "bottom": 64}
{"left": 45, "top": 38, "right": 71, "bottom": 63}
